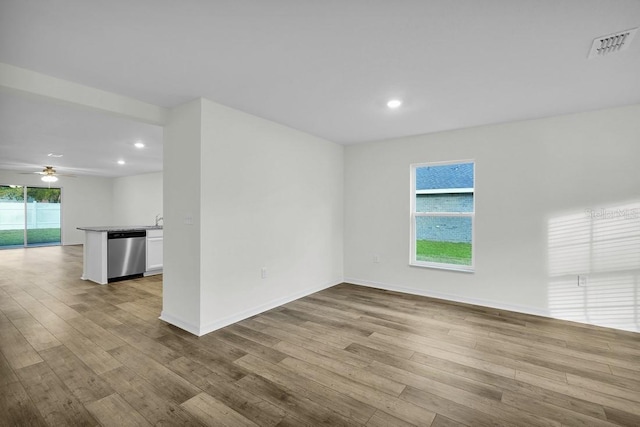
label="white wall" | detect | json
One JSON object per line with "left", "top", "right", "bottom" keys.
{"left": 344, "top": 104, "right": 640, "bottom": 332}
{"left": 112, "top": 172, "right": 163, "bottom": 226}
{"left": 6, "top": 59, "right": 638, "bottom": 334}
{"left": 161, "top": 99, "right": 203, "bottom": 332}
{"left": 0, "top": 169, "right": 114, "bottom": 245}
{"left": 161, "top": 98, "right": 344, "bottom": 335}
{"left": 199, "top": 98, "right": 344, "bottom": 333}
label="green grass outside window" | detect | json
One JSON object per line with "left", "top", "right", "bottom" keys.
{"left": 416, "top": 240, "right": 472, "bottom": 266}
{"left": 0, "top": 228, "right": 61, "bottom": 246}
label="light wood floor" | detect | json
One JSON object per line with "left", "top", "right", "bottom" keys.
{"left": 1, "top": 245, "right": 639, "bottom": 426}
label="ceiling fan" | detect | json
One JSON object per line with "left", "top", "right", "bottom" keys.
{"left": 23, "top": 166, "right": 76, "bottom": 183}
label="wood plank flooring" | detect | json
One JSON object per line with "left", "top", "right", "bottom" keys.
{"left": 1, "top": 245, "right": 640, "bottom": 426}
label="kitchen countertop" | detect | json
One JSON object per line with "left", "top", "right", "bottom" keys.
{"left": 77, "top": 226, "right": 163, "bottom": 232}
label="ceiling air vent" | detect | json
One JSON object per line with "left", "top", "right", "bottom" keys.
{"left": 588, "top": 28, "right": 638, "bottom": 58}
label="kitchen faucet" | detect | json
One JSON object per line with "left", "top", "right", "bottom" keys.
{"left": 155, "top": 214, "right": 163, "bottom": 226}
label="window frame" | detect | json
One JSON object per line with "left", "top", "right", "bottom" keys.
{"left": 410, "top": 159, "right": 475, "bottom": 272}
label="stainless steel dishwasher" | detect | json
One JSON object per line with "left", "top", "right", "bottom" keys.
{"left": 107, "top": 230, "right": 146, "bottom": 282}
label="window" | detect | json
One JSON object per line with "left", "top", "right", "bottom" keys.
{"left": 410, "top": 160, "right": 474, "bottom": 271}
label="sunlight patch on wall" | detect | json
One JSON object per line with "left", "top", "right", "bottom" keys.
{"left": 548, "top": 201, "right": 640, "bottom": 332}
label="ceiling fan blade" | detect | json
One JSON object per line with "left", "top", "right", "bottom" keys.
{"left": 16, "top": 166, "right": 76, "bottom": 177}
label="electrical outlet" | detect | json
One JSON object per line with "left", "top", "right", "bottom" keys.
{"left": 578, "top": 275, "right": 588, "bottom": 286}
{"left": 261, "top": 267, "right": 267, "bottom": 279}
{"left": 373, "top": 255, "right": 380, "bottom": 263}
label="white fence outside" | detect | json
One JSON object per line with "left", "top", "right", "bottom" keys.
{"left": 0, "top": 202, "right": 61, "bottom": 230}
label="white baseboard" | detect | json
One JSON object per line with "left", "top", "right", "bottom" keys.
{"left": 344, "top": 277, "right": 551, "bottom": 319}
{"left": 161, "top": 278, "right": 343, "bottom": 337}
{"left": 159, "top": 311, "right": 202, "bottom": 336}
{"left": 144, "top": 269, "right": 162, "bottom": 277}
{"left": 197, "top": 278, "right": 342, "bottom": 336}
{"left": 161, "top": 276, "right": 637, "bottom": 335}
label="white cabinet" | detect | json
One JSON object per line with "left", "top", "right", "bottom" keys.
{"left": 146, "top": 229, "right": 163, "bottom": 274}
{"left": 81, "top": 230, "right": 108, "bottom": 284}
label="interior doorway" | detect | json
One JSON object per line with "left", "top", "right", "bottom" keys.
{"left": 0, "top": 185, "right": 62, "bottom": 249}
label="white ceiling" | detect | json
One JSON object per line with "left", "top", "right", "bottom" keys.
{"left": 0, "top": 91, "right": 163, "bottom": 177}
{"left": 1, "top": 0, "right": 639, "bottom": 177}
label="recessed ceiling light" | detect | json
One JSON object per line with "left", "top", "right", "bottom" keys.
{"left": 117, "top": 160, "right": 125, "bottom": 165}
{"left": 134, "top": 141, "right": 145, "bottom": 148}
{"left": 47, "top": 153, "right": 63, "bottom": 157}
{"left": 387, "top": 99, "right": 403, "bottom": 109}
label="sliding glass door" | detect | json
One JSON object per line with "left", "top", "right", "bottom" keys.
{"left": 0, "top": 185, "right": 61, "bottom": 249}
{"left": 0, "top": 185, "right": 26, "bottom": 248}
{"left": 26, "top": 187, "right": 62, "bottom": 247}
